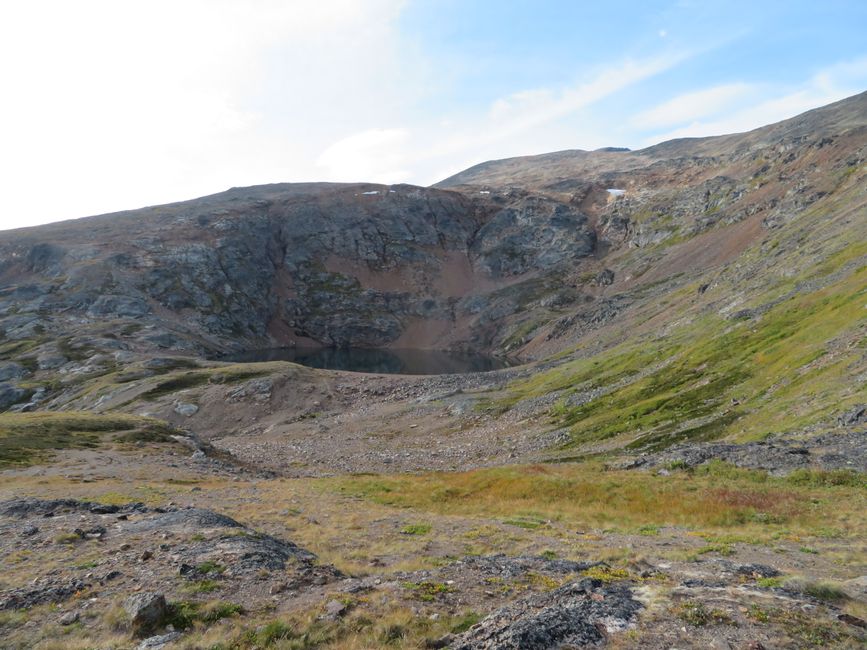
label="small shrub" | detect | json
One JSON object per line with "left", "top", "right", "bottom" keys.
{"left": 583, "top": 566, "right": 629, "bottom": 583}
{"left": 196, "top": 561, "right": 225, "bottom": 575}
{"left": 256, "top": 620, "right": 296, "bottom": 644}
{"left": 695, "top": 543, "right": 735, "bottom": 557}
{"left": 747, "top": 604, "right": 771, "bottom": 623}
{"left": 184, "top": 579, "right": 221, "bottom": 594}
{"left": 400, "top": 523, "right": 431, "bottom": 536}
{"left": 103, "top": 604, "right": 130, "bottom": 633}
{"left": 502, "top": 515, "right": 547, "bottom": 529}
{"left": 756, "top": 577, "right": 784, "bottom": 588}
{"left": 167, "top": 601, "right": 199, "bottom": 630}
{"left": 676, "top": 601, "right": 733, "bottom": 626}
{"left": 200, "top": 601, "right": 244, "bottom": 623}
{"left": 402, "top": 581, "right": 454, "bottom": 602}
{"left": 786, "top": 469, "right": 865, "bottom": 488}
{"left": 379, "top": 623, "right": 405, "bottom": 644}
{"left": 800, "top": 580, "right": 849, "bottom": 602}
{"left": 450, "top": 611, "right": 481, "bottom": 634}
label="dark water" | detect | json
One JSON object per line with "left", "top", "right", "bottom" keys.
{"left": 220, "top": 347, "right": 515, "bottom": 375}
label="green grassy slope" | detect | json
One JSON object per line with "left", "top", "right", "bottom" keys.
{"left": 494, "top": 175, "right": 867, "bottom": 455}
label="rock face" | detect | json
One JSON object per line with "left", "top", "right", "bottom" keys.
{"left": 620, "top": 430, "right": 867, "bottom": 474}
{"left": 0, "top": 383, "right": 26, "bottom": 410}
{"left": 124, "top": 592, "right": 167, "bottom": 638}
{"left": 449, "top": 578, "right": 642, "bottom": 649}
{"left": 0, "top": 183, "right": 600, "bottom": 359}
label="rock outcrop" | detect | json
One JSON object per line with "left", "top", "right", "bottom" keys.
{"left": 449, "top": 578, "right": 642, "bottom": 649}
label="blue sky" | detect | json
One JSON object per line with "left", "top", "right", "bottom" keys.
{"left": 1, "top": 0, "right": 866, "bottom": 229}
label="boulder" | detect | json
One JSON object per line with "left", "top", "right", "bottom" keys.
{"left": 594, "top": 268, "right": 615, "bottom": 286}
{"left": 0, "top": 362, "right": 26, "bottom": 381}
{"left": 450, "top": 579, "right": 641, "bottom": 650}
{"left": 323, "top": 599, "right": 348, "bottom": 620}
{"left": 124, "top": 592, "right": 168, "bottom": 638}
{"left": 841, "top": 575, "right": 867, "bottom": 601}
{"left": 0, "top": 383, "right": 26, "bottom": 411}
{"left": 37, "top": 352, "right": 68, "bottom": 370}
{"left": 59, "top": 611, "right": 80, "bottom": 625}
{"left": 838, "top": 405, "right": 867, "bottom": 428}
{"left": 137, "top": 631, "right": 182, "bottom": 649}
{"left": 173, "top": 402, "right": 199, "bottom": 417}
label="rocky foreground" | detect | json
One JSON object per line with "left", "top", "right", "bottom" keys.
{"left": 2, "top": 489, "right": 865, "bottom": 649}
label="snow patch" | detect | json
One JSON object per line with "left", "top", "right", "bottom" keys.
{"left": 607, "top": 188, "right": 626, "bottom": 196}
{"left": 479, "top": 190, "right": 490, "bottom": 194}
{"left": 362, "top": 190, "right": 380, "bottom": 195}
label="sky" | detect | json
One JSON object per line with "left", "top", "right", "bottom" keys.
{"left": 1, "top": 1, "right": 866, "bottom": 230}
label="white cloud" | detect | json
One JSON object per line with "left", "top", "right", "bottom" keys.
{"left": 314, "top": 53, "right": 690, "bottom": 187}
{"left": 478, "top": 55, "right": 689, "bottom": 141}
{"left": 641, "top": 56, "right": 867, "bottom": 144}
{"left": 632, "top": 82, "right": 753, "bottom": 128}
{"left": 0, "top": 0, "right": 410, "bottom": 229}
{"left": 316, "top": 128, "right": 412, "bottom": 183}
{"left": 416, "top": 53, "right": 691, "bottom": 173}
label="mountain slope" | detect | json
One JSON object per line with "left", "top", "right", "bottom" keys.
{"left": 1, "top": 92, "right": 866, "bottom": 650}
{"left": 0, "top": 90, "right": 864, "bottom": 453}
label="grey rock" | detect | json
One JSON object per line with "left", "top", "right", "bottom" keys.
{"left": 137, "top": 631, "right": 182, "bottom": 649}
{"left": 37, "top": 352, "right": 68, "bottom": 370}
{"left": 0, "top": 383, "right": 26, "bottom": 411}
{"left": 0, "top": 497, "right": 143, "bottom": 518}
{"left": 841, "top": 575, "right": 867, "bottom": 601}
{"left": 623, "top": 430, "right": 867, "bottom": 474}
{"left": 0, "top": 362, "right": 26, "bottom": 381}
{"left": 25, "top": 243, "right": 67, "bottom": 274}
{"left": 0, "top": 579, "right": 91, "bottom": 610}
{"left": 0, "top": 183, "right": 603, "bottom": 354}
{"left": 473, "top": 197, "right": 596, "bottom": 277}
{"left": 173, "top": 402, "right": 199, "bottom": 417}
{"left": 124, "top": 592, "right": 168, "bottom": 638}
{"left": 427, "top": 633, "right": 456, "bottom": 649}
{"left": 59, "top": 611, "right": 80, "bottom": 625}
{"left": 458, "top": 554, "right": 603, "bottom": 580}
{"left": 734, "top": 563, "right": 781, "bottom": 579}
{"left": 86, "top": 294, "right": 151, "bottom": 318}
{"left": 323, "top": 599, "right": 348, "bottom": 620}
{"left": 229, "top": 378, "right": 273, "bottom": 401}
{"left": 449, "top": 578, "right": 642, "bottom": 649}
{"left": 594, "top": 268, "right": 615, "bottom": 286}
{"left": 121, "top": 507, "right": 243, "bottom": 532}
{"left": 838, "top": 405, "right": 867, "bottom": 428}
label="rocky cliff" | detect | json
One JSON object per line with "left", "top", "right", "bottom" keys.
{"left": 0, "top": 183, "right": 601, "bottom": 358}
